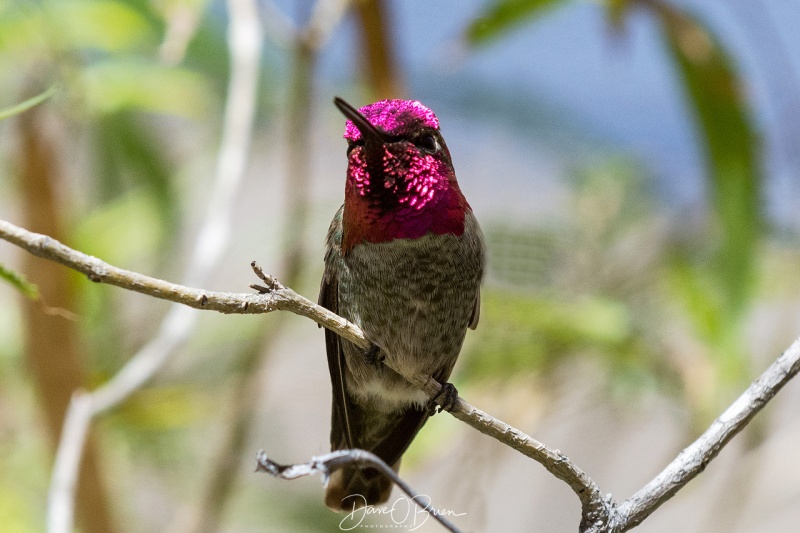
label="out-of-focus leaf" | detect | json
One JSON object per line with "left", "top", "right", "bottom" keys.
{"left": 0, "top": 263, "right": 39, "bottom": 300}
{"left": 641, "top": 1, "right": 760, "bottom": 317}
{"left": 49, "top": 0, "right": 154, "bottom": 52}
{"left": 666, "top": 256, "right": 725, "bottom": 343}
{"left": 466, "top": 0, "right": 569, "bottom": 45}
{"left": 0, "top": 84, "right": 56, "bottom": 121}
{"left": 0, "top": 3, "right": 49, "bottom": 56}
{"left": 461, "top": 288, "right": 634, "bottom": 381}
{"left": 153, "top": 0, "right": 211, "bottom": 66}
{"left": 667, "top": 253, "right": 749, "bottom": 383}
{"left": 94, "top": 112, "right": 178, "bottom": 237}
{"left": 0, "top": 482, "right": 36, "bottom": 533}
{"left": 113, "top": 386, "right": 218, "bottom": 430}
{"left": 0, "top": 0, "right": 153, "bottom": 53}
{"left": 72, "top": 188, "right": 165, "bottom": 268}
{"left": 183, "top": 16, "right": 230, "bottom": 85}
{"left": 82, "top": 60, "right": 213, "bottom": 117}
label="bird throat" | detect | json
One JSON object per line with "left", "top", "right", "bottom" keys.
{"left": 341, "top": 145, "right": 468, "bottom": 255}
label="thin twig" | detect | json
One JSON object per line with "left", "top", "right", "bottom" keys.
{"left": 0, "top": 83, "right": 58, "bottom": 120}
{"left": 42, "top": 0, "right": 264, "bottom": 530}
{"left": 258, "top": 0, "right": 352, "bottom": 50}
{"left": 613, "top": 337, "right": 800, "bottom": 531}
{"left": 46, "top": 392, "right": 92, "bottom": 533}
{"left": 302, "top": 0, "right": 352, "bottom": 49}
{"left": 158, "top": 2, "right": 202, "bottom": 65}
{"left": 257, "top": 0, "right": 298, "bottom": 50}
{"left": 256, "top": 450, "right": 463, "bottom": 533}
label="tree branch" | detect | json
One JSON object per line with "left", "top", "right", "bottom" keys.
{"left": 256, "top": 449, "right": 462, "bottom": 533}
{"left": 4, "top": 218, "right": 800, "bottom": 531}
{"left": 0, "top": 218, "right": 604, "bottom": 522}
{"left": 613, "top": 337, "right": 800, "bottom": 530}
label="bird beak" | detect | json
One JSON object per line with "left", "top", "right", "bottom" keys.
{"left": 333, "top": 97, "right": 390, "bottom": 144}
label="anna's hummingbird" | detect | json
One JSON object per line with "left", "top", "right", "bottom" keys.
{"left": 319, "top": 97, "right": 485, "bottom": 511}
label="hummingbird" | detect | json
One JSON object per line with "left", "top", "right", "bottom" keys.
{"left": 318, "top": 97, "right": 484, "bottom": 511}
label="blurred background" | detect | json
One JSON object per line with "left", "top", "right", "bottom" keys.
{"left": 2, "top": 0, "right": 800, "bottom": 531}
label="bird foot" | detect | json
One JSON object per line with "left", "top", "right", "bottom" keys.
{"left": 363, "top": 344, "right": 384, "bottom": 368}
{"left": 429, "top": 382, "right": 459, "bottom": 415}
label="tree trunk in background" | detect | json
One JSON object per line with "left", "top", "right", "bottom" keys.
{"left": 354, "top": 0, "right": 404, "bottom": 100}
{"left": 18, "top": 107, "right": 116, "bottom": 533}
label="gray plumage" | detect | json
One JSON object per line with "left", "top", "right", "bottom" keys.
{"left": 319, "top": 206, "right": 484, "bottom": 511}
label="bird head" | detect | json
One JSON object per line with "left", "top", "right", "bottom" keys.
{"left": 334, "top": 97, "right": 469, "bottom": 253}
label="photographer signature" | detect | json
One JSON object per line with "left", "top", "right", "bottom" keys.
{"left": 339, "top": 494, "right": 466, "bottom": 531}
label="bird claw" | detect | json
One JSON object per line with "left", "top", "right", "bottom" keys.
{"left": 363, "top": 344, "right": 384, "bottom": 368}
{"left": 429, "top": 382, "right": 459, "bottom": 415}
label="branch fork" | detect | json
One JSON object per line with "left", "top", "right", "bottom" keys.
{"left": 249, "top": 260, "right": 284, "bottom": 294}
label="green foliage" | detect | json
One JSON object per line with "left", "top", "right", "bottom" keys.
{"left": 0, "top": 0, "right": 155, "bottom": 57}
{"left": 47, "top": 0, "right": 155, "bottom": 52}
{"left": 72, "top": 188, "right": 168, "bottom": 372}
{"left": 92, "top": 112, "right": 181, "bottom": 237}
{"left": 466, "top": 0, "right": 568, "bottom": 44}
{"left": 0, "top": 263, "right": 39, "bottom": 300}
{"left": 462, "top": 159, "right": 677, "bottom": 397}
{"left": 637, "top": 2, "right": 759, "bottom": 390}
{"left": 0, "top": 0, "right": 218, "bottom": 241}
{"left": 0, "top": 449, "right": 44, "bottom": 533}
{"left": 82, "top": 60, "right": 213, "bottom": 116}
{"left": 0, "top": 0, "right": 214, "bottom": 116}
{"left": 463, "top": 0, "right": 764, "bottom": 407}
{"left": 72, "top": 188, "right": 166, "bottom": 267}
{"left": 0, "top": 484, "right": 34, "bottom": 533}
{"left": 667, "top": 21, "right": 761, "bottom": 318}
{"left": 113, "top": 385, "right": 220, "bottom": 431}
{"left": 658, "top": 7, "right": 760, "bottom": 317}
{"left": 461, "top": 289, "right": 634, "bottom": 380}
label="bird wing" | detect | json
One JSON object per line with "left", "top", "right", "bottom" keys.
{"left": 319, "top": 207, "right": 355, "bottom": 451}
{"left": 319, "top": 272, "right": 355, "bottom": 452}
{"left": 468, "top": 289, "right": 481, "bottom": 330}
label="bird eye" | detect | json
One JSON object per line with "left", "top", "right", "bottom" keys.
{"left": 417, "top": 134, "right": 439, "bottom": 154}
